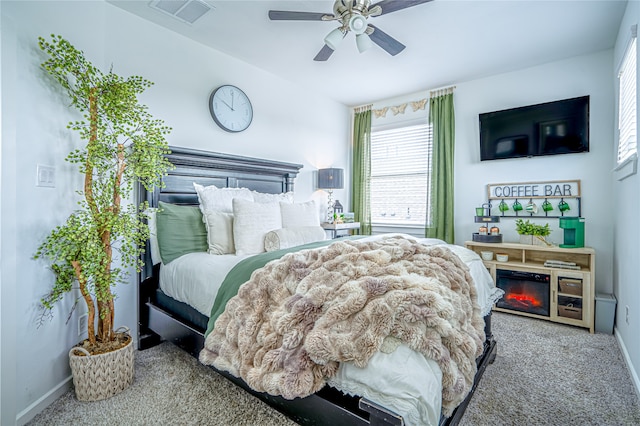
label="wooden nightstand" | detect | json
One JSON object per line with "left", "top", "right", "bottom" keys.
{"left": 321, "top": 222, "right": 360, "bottom": 239}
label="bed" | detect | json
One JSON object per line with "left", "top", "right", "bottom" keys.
{"left": 137, "top": 146, "right": 500, "bottom": 426}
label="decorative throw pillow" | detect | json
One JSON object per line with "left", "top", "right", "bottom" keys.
{"left": 193, "top": 182, "right": 253, "bottom": 255}
{"left": 280, "top": 200, "right": 320, "bottom": 228}
{"left": 264, "top": 226, "right": 327, "bottom": 252}
{"left": 232, "top": 198, "right": 282, "bottom": 256}
{"left": 193, "top": 182, "right": 253, "bottom": 214}
{"left": 156, "top": 201, "right": 208, "bottom": 264}
{"left": 144, "top": 209, "right": 162, "bottom": 265}
{"left": 252, "top": 190, "right": 294, "bottom": 204}
{"left": 202, "top": 211, "right": 235, "bottom": 255}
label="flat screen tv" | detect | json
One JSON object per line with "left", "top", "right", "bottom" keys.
{"left": 479, "top": 96, "right": 589, "bottom": 161}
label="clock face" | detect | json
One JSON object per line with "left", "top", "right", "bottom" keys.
{"left": 209, "top": 85, "right": 253, "bottom": 132}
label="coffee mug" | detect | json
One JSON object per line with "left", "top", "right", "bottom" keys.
{"left": 512, "top": 200, "right": 523, "bottom": 211}
{"left": 475, "top": 207, "right": 484, "bottom": 216}
{"left": 542, "top": 200, "right": 554, "bottom": 212}
{"left": 558, "top": 199, "right": 571, "bottom": 212}
{"left": 525, "top": 201, "right": 538, "bottom": 214}
{"left": 498, "top": 200, "right": 509, "bottom": 212}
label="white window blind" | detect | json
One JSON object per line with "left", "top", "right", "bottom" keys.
{"left": 618, "top": 35, "right": 637, "bottom": 164}
{"left": 370, "top": 123, "right": 433, "bottom": 226}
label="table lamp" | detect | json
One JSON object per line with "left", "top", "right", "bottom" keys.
{"left": 317, "top": 168, "right": 344, "bottom": 223}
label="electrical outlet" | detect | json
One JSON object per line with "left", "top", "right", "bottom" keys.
{"left": 78, "top": 314, "right": 88, "bottom": 337}
{"left": 626, "top": 305, "right": 630, "bottom": 325}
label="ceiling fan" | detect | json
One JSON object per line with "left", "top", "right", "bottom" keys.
{"left": 268, "top": 0, "right": 434, "bottom": 61}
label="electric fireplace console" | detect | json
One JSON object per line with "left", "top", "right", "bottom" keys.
{"left": 465, "top": 241, "right": 595, "bottom": 333}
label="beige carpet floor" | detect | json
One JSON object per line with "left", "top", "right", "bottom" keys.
{"left": 28, "top": 312, "right": 640, "bottom": 425}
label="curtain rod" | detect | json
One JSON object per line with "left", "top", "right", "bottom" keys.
{"left": 354, "top": 85, "right": 457, "bottom": 111}
{"left": 430, "top": 85, "right": 456, "bottom": 97}
{"left": 353, "top": 104, "right": 372, "bottom": 113}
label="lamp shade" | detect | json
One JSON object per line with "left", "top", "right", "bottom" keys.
{"left": 317, "top": 168, "right": 344, "bottom": 190}
{"left": 324, "top": 28, "right": 345, "bottom": 51}
{"left": 356, "top": 33, "right": 373, "bottom": 53}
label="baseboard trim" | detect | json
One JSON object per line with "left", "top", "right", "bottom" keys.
{"left": 16, "top": 376, "right": 72, "bottom": 426}
{"left": 615, "top": 327, "right": 640, "bottom": 401}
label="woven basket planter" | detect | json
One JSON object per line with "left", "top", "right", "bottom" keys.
{"left": 69, "top": 327, "right": 134, "bottom": 402}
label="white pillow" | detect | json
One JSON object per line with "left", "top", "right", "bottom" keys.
{"left": 194, "top": 183, "right": 253, "bottom": 255}
{"left": 233, "top": 199, "right": 282, "bottom": 255}
{"left": 252, "top": 190, "right": 294, "bottom": 204}
{"left": 202, "top": 211, "right": 235, "bottom": 255}
{"left": 193, "top": 182, "right": 253, "bottom": 214}
{"left": 280, "top": 200, "right": 320, "bottom": 228}
{"left": 264, "top": 226, "right": 327, "bottom": 252}
{"left": 144, "top": 209, "right": 161, "bottom": 265}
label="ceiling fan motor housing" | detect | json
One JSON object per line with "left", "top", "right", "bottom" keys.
{"left": 269, "top": 0, "right": 433, "bottom": 61}
{"left": 334, "top": 0, "right": 373, "bottom": 30}
{"left": 334, "top": 0, "right": 372, "bottom": 17}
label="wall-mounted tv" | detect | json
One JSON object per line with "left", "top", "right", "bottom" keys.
{"left": 479, "top": 96, "right": 589, "bottom": 161}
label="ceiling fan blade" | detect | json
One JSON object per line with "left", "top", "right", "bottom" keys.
{"left": 268, "top": 10, "right": 332, "bottom": 21}
{"left": 368, "top": 25, "right": 405, "bottom": 56}
{"left": 373, "top": 0, "right": 434, "bottom": 16}
{"left": 313, "top": 45, "right": 335, "bottom": 62}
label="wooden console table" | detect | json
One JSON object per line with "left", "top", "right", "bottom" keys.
{"left": 465, "top": 241, "right": 595, "bottom": 333}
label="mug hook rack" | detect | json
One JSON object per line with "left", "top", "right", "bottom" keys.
{"left": 484, "top": 179, "right": 582, "bottom": 219}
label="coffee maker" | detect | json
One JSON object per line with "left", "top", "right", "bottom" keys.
{"left": 559, "top": 217, "right": 585, "bottom": 248}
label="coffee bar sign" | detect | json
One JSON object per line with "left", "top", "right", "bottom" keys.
{"left": 487, "top": 180, "right": 581, "bottom": 200}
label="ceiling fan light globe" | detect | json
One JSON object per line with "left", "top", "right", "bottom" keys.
{"left": 349, "top": 15, "right": 368, "bottom": 34}
{"left": 356, "top": 33, "right": 373, "bottom": 53}
{"left": 324, "top": 27, "right": 345, "bottom": 50}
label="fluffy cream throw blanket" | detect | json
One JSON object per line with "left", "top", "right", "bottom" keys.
{"left": 199, "top": 236, "right": 485, "bottom": 415}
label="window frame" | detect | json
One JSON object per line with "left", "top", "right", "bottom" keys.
{"left": 615, "top": 25, "right": 638, "bottom": 181}
{"left": 369, "top": 119, "right": 433, "bottom": 230}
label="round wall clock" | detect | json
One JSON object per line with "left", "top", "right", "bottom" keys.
{"left": 209, "top": 85, "right": 253, "bottom": 133}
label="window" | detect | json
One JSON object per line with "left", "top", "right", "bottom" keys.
{"left": 370, "top": 123, "right": 433, "bottom": 227}
{"left": 617, "top": 33, "right": 637, "bottom": 165}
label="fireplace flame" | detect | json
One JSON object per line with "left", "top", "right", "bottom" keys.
{"left": 505, "top": 292, "right": 543, "bottom": 308}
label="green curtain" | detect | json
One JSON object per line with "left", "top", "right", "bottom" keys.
{"left": 426, "top": 92, "right": 455, "bottom": 243}
{"left": 351, "top": 109, "right": 372, "bottom": 235}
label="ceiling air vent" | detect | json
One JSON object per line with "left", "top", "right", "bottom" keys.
{"left": 149, "top": 0, "right": 213, "bottom": 24}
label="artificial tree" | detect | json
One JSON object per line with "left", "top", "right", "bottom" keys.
{"left": 34, "top": 35, "right": 173, "bottom": 353}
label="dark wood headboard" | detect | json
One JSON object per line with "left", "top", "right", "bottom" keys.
{"left": 140, "top": 146, "right": 303, "bottom": 207}
{"left": 138, "top": 146, "right": 303, "bottom": 278}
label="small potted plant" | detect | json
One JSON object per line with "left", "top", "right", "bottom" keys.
{"left": 33, "top": 35, "right": 173, "bottom": 401}
{"left": 515, "top": 219, "right": 551, "bottom": 246}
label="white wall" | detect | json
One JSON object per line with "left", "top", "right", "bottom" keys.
{"left": 454, "top": 51, "right": 615, "bottom": 294}
{"left": 612, "top": 0, "right": 640, "bottom": 398}
{"left": 0, "top": 1, "right": 349, "bottom": 424}
{"left": 0, "top": 3, "right": 18, "bottom": 424}
{"left": 370, "top": 52, "right": 614, "bottom": 293}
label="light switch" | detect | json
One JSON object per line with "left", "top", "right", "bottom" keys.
{"left": 36, "top": 164, "right": 55, "bottom": 188}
